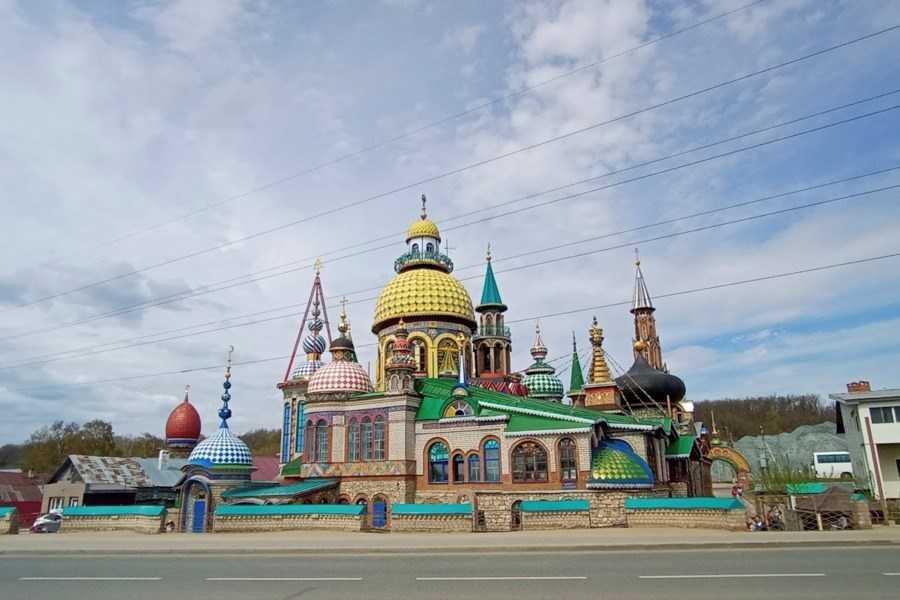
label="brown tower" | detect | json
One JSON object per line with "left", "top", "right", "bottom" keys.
{"left": 631, "top": 251, "right": 664, "bottom": 370}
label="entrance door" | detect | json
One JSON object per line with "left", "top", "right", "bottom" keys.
{"left": 372, "top": 499, "right": 387, "bottom": 528}
{"left": 192, "top": 499, "right": 206, "bottom": 533}
{"left": 510, "top": 500, "right": 522, "bottom": 531}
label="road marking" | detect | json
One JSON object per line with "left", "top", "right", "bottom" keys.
{"left": 640, "top": 573, "right": 825, "bottom": 580}
{"left": 206, "top": 577, "right": 362, "bottom": 582}
{"left": 19, "top": 577, "right": 162, "bottom": 581}
{"left": 416, "top": 576, "right": 587, "bottom": 581}
{"left": 883, "top": 573, "right": 900, "bottom": 576}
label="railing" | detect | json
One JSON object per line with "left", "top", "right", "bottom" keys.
{"left": 475, "top": 325, "right": 511, "bottom": 338}
{"left": 394, "top": 250, "right": 454, "bottom": 273}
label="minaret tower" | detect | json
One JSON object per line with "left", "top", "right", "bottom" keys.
{"left": 567, "top": 333, "right": 586, "bottom": 407}
{"left": 277, "top": 261, "right": 332, "bottom": 466}
{"left": 473, "top": 244, "right": 510, "bottom": 379}
{"left": 631, "top": 250, "right": 664, "bottom": 370}
{"left": 583, "top": 317, "right": 620, "bottom": 410}
{"left": 385, "top": 319, "right": 417, "bottom": 395}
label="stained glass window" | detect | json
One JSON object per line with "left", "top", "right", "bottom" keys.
{"left": 443, "top": 399, "right": 474, "bottom": 418}
{"left": 362, "top": 417, "right": 373, "bottom": 460}
{"left": 483, "top": 438, "right": 501, "bottom": 482}
{"left": 512, "top": 441, "right": 548, "bottom": 482}
{"left": 428, "top": 441, "right": 449, "bottom": 483}
{"left": 468, "top": 454, "right": 481, "bottom": 482}
{"left": 559, "top": 438, "right": 577, "bottom": 483}
{"left": 348, "top": 419, "right": 359, "bottom": 462}
{"left": 281, "top": 403, "right": 291, "bottom": 461}
{"left": 315, "top": 419, "right": 329, "bottom": 463}
{"left": 295, "top": 401, "right": 305, "bottom": 453}
{"left": 305, "top": 419, "right": 315, "bottom": 459}
{"left": 374, "top": 415, "right": 385, "bottom": 460}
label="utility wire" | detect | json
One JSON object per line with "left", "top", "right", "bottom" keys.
{"left": 23, "top": 1, "right": 767, "bottom": 269}
{"left": 7, "top": 24, "right": 896, "bottom": 313}
{"left": 1, "top": 179, "right": 895, "bottom": 363}
{"left": 7, "top": 249, "right": 900, "bottom": 393}
{"left": 5, "top": 101, "right": 897, "bottom": 340}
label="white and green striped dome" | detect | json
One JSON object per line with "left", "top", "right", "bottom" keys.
{"left": 522, "top": 322, "right": 564, "bottom": 402}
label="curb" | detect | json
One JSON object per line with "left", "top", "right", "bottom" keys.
{"left": 3, "top": 539, "right": 898, "bottom": 556}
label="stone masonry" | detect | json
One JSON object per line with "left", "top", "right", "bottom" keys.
{"left": 213, "top": 513, "right": 366, "bottom": 533}
{"left": 626, "top": 507, "right": 746, "bottom": 531}
{"left": 62, "top": 513, "right": 166, "bottom": 534}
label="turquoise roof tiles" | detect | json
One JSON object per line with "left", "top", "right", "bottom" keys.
{"left": 478, "top": 258, "right": 505, "bottom": 308}
{"left": 63, "top": 505, "right": 166, "bottom": 517}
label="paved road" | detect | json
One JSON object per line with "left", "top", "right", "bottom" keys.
{"left": 4, "top": 546, "right": 898, "bottom": 599}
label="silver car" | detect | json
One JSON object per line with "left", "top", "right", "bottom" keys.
{"left": 30, "top": 512, "right": 63, "bottom": 533}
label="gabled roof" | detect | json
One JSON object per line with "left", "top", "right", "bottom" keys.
{"left": 415, "top": 378, "right": 673, "bottom": 434}
{"left": 0, "top": 472, "right": 42, "bottom": 502}
{"left": 49, "top": 455, "right": 187, "bottom": 489}
{"left": 664, "top": 434, "right": 698, "bottom": 459}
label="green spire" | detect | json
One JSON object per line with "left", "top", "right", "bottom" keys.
{"left": 568, "top": 332, "right": 585, "bottom": 394}
{"left": 478, "top": 244, "right": 505, "bottom": 308}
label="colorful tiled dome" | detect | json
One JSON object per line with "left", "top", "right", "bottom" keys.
{"left": 291, "top": 359, "right": 323, "bottom": 379}
{"left": 406, "top": 217, "right": 441, "bottom": 242}
{"left": 588, "top": 439, "right": 654, "bottom": 488}
{"left": 165, "top": 388, "right": 201, "bottom": 450}
{"left": 302, "top": 333, "right": 327, "bottom": 354}
{"left": 523, "top": 372, "right": 564, "bottom": 398}
{"left": 373, "top": 267, "right": 475, "bottom": 331}
{"left": 188, "top": 427, "right": 253, "bottom": 467}
{"left": 308, "top": 360, "right": 373, "bottom": 394}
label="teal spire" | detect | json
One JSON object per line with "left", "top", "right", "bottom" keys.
{"left": 568, "top": 332, "right": 585, "bottom": 394}
{"left": 478, "top": 244, "right": 506, "bottom": 310}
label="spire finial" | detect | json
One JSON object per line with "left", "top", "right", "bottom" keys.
{"left": 183, "top": 384, "right": 191, "bottom": 402}
{"left": 634, "top": 247, "right": 640, "bottom": 266}
{"left": 219, "top": 345, "right": 234, "bottom": 428}
{"left": 225, "top": 345, "right": 234, "bottom": 379}
{"left": 572, "top": 331, "right": 577, "bottom": 352}
{"left": 420, "top": 194, "right": 427, "bottom": 219}
{"left": 338, "top": 297, "right": 350, "bottom": 335}
{"left": 530, "top": 320, "right": 547, "bottom": 361}
{"left": 314, "top": 257, "right": 322, "bottom": 274}
{"left": 486, "top": 242, "right": 492, "bottom": 263}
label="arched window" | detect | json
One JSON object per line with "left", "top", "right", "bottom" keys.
{"left": 483, "top": 439, "right": 501, "bottom": 482}
{"left": 468, "top": 454, "right": 481, "bottom": 482}
{"left": 559, "top": 438, "right": 578, "bottom": 484}
{"left": 374, "top": 415, "right": 385, "bottom": 460}
{"left": 411, "top": 243, "right": 419, "bottom": 254}
{"left": 443, "top": 399, "right": 473, "bottom": 418}
{"left": 305, "top": 419, "right": 315, "bottom": 458}
{"left": 347, "top": 419, "right": 360, "bottom": 462}
{"left": 428, "top": 441, "right": 449, "bottom": 483}
{"left": 315, "top": 419, "right": 329, "bottom": 463}
{"left": 361, "top": 417, "right": 373, "bottom": 461}
{"left": 437, "top": 339, "right": 459, "bottom": 376}
{"left": 512, "top": 441, "right": 548, "bottom": 482}
{"left": 480, "top": 345, "right": 491, "bottom": 372}
{"left": 493, "top": 345, "right": 502, "bottom": 372}
{"left": 452, "top": 453, "right": 465, "bottom": 483}
{"left": 410, "top": 339, "right": 426, "bottom": 374}
{"left": 426, "top": 242, "right": 435, "bottom": 254}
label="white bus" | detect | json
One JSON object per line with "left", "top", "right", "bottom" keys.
{"left": 813, "top": 451, "right": 853, "bottom": 479}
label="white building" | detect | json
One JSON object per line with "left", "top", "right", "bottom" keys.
{"left": 831, "top": 381, "right": 900, "bottom": 500}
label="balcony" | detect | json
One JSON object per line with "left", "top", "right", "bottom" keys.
{"left": 394, "top": 250, "right": 454, "bottom": 273}
{"left": 475, "top": 325, "right": 511, "bottom": 338}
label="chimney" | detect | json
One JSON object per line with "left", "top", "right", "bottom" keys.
{"left": 158, "top": 449, "right": 170, "bottom": 471}
{"left": 847, "top": 380, "right": 871, "bottom": 393}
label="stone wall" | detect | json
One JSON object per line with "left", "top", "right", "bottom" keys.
{"left": 850, "top": 499, "right": 873, "bottom": 529}
{"left": 62, "top": 513, "right": 166, "bottom": 534}
{"left": 474, "top": 490, "right": 644, "bottom": 531}
{"left": 391, "top": 513, "right": 472, "bottom": 532}
{"left": 339, "top": 477, "right": 416, "bottom": 505}
{"left": 521, "top": 510, "right": 590, "bottom": 530}
{"left": 625, "top": 507, "right": 746, "bottom": 531}
{"left": 1, "top": 509, "right": 19, "bottom": 534}
{"left": 670, "top": 481, "right": 689, "bottom": 497}
{"left": 214, "top": 512, "right": 365, "bottom": 533}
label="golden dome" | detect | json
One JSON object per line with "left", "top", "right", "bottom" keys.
{"left": 406, "top": 217, "right": 441, "bottom": 242}
{"left": 634, "top": 340, "right": 648, "bottom": 352}
{"left": 373, "top": 267, "right": 475, "bottom": 332}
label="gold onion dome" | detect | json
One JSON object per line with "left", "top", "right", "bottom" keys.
{"left": 406, "top": 217, "right": 441, "bottom": 242}
{"left": 373, "top": 267, "right": 475, "bottom": 332}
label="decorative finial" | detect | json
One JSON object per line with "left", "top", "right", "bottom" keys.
{"left": 314, "top": 257, "right": 322, "bottom": 274}
{"left": 634, "top": 247, "right": 640, "bottom": 267}
{"left": 634, "top": 340, "right": 647, "bottom": 353}
{"left": 486, "top": 242, "right": 492, "bottom": 263}
{"left": 219, "top": 345, "right": 234, "bottom": 428}
{"left": 420, "top": 194, "right": 427, "bottom": 219}
{"left": 225, "top": 345, "right": 234, "bottom": 379}
{"left": 590, "top": 317, "right": 603, "bottom": 345}
{"left": 572, "top": 331, "right": 577, "bottom": 352}
{"left": 183, "top": 384, "right": 191, "bottom": 402}
{"left": 338, "top": 297, "right": 349, "bottom": 335}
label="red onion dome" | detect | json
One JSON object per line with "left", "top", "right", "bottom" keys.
{"left": 166, "top": 387, "right": 201, "bottom": 450}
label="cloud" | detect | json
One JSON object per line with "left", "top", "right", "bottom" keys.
{"left": 442, "top": 24, "right": 485, "bottom": 54}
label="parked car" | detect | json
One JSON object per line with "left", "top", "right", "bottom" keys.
{"left": 30, "top": 512, "right": 63, "bottom": 533}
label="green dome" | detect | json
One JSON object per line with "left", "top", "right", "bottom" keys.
{"left": 523, "top": 372, "right": 564, "bottom": 400}
{"left": 588, "top": 439, "right": 654, "bottom": 488}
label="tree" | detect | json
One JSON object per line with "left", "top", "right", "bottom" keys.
{"left": 240, "top": 429, "right": 281, "bottom": 455}
{"left": 693, "top": 394, "right": 833, "bottom": 439}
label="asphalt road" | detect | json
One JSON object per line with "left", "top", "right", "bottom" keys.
{"left": 3, "top": 546, "right": 898, "bottom": 599}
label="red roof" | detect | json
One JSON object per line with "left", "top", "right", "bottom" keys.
{"left": 0, "top": 471, "right": 43, "bottom": 502}
{"left": 165, "top": 397, "right": 201, "bottom": 443}
{"left": 252, "top": 456, "right": 281, "bottom": 481}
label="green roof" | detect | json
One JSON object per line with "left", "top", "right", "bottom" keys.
{"left": 589, "top": 440, "right": 654, "bottom": 488}
{"left": 392, "top": 503, "right": 472, "bottom": 515}
{"left": 665, "top": 435, "right": 697, "bottom": 458}
{"left": 280, "top": 456, "right": 303, "bottom": 477}
{"left": 215, "top": 504, "right": 364, "bottom": 516}
{"left": 505, "top": 413, "right": 590, "bottom": 433}
{"left": 786, "top": 482, "right": 829, "bottom": 495}
{"left": 0, "top": 506, "right": 17, "bottom": 517}
{"left": 63, "top": 505, "right": 166, "bottom": 517}
{"left": 414, "top": 378, "right": 660, "bottom": 433}
{"left": 568, "top": 348, "right": 585, "bottom": 394}
{"left": 625, "top": 497, "right": 744, "bottom": 510}
{"left": 479, "top": 260, "right": 504, "bottom": 307}
{"left": 520, "top": 499, "right": 590, "bottom": 512}
{"left": 222, "top": 478, "right": 337, "bottom": 499}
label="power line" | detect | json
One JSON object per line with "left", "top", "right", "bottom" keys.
{"left": 8, "top": 24, "right": 896, "bottom": 312}
{"left": 25, "top": 0, "right": 768, "bottom": 269}
{"left": 8, "top": 249, "right": 900, "bottom": 393}
{"left": 5, "top": 101, "right": 897, "bottom": 342}
{"left": 2, "top": 178, "right": 895, "bottom": 365}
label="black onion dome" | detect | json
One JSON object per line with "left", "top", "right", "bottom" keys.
{"left": 330, "top": 335, "right": 355, "bottom": 352}
{"left": 615, "top": 353, "right": 685, "bottom": 407}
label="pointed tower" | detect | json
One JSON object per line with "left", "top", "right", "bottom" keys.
{"left": 631, "top": 250, "right": 664, "bottom": 370}
{"left": 567, "top": 333, "right": 586, "bottom": 407}
{"left": 473, "top": 244, "right": 511, "bottom": 380}
{"left": 277, "top": 261, "right": 332, "bottom": 466}
{"left": 385, "top": 319, "right": 417, "bottom": 395}
{"left": 583, "top": 317, "right": 620, "bottom": 410}
{"left": 522, "top": 321, "right": 564, "bottom": 402}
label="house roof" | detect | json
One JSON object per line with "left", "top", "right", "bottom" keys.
{"left": 134, "top": 458, "right": 189, "bottom": 488}
{"left": 221, "top": 478, "right": 337, "bottom": 499}
{"left": 0, "top": 472, "right": 42, "bottom": 502}
{"left": 830, "top": 388, "right": 900, "bottom": 402}
{"left": 50, "top": 455, "right": 187, "bottom": 489}
{"left": 665, "top": 434, "right": 698, "bottom": 459}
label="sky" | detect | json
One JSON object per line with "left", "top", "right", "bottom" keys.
{"left": 1, "top": 0, "right": 899, "bottom": 444}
